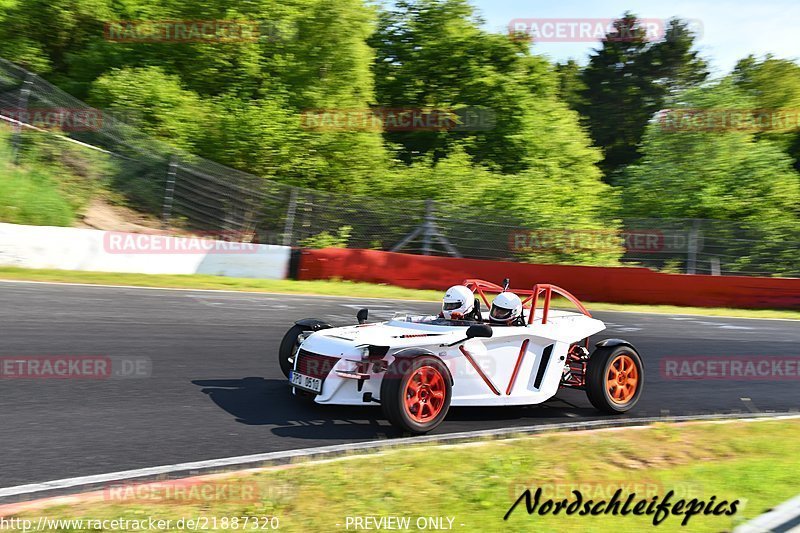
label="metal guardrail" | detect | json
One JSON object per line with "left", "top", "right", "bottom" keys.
{"left": 734, "top": 493, "right": 800, "bottom": 532}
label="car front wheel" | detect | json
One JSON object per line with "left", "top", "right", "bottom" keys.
{"left": 381, "top": 356, "right": 452, "bottom": 435}
{"left": 278, "top": 325, "right": 308, "bottom": 378}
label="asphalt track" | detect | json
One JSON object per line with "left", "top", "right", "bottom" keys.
{"left": 1, "top": 281, "right": 798, "bottom": 490}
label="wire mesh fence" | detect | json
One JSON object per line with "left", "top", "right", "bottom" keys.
{"left": 0, "top": 57, "right": 798, "bottom": 278}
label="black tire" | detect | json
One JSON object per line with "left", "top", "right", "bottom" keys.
{"left": 586, "top": 344, "right": 644, "bottom": 413}
{"left": 381, "top": 356, "right": 452, "bottom": 435}
{"left": 278, "top": 325, "right": 308, "bottom": 378}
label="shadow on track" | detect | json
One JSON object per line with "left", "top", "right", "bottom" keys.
{"left": 193, "top": 378, "right": 602, "bottom": 440}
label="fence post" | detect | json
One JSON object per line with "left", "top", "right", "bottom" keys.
{"left": 422, "top": 199, "right": 434, "bottom": 255}
{"left": 710, "top": 256, "right": 721, "bottom": 276}
{"left": 282, "top": 187, "right": 298, "bottom": 246}
{"left": 161, "top": 157, "right": 178, "bottom": 228}
{"left": 390, "top": 199, "right": 461, "bottom": 257}
{"left": 686, "top": 219, "right": 701, "bottom": 274}
{"left": 11, "top": 72, "right": 34, "bottom": 165}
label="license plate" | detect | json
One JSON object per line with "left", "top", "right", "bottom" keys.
{"left": 290, "top": 371, "right": 322, "bottom": 393}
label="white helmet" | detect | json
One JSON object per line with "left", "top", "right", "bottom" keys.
{"left": 490, "top": 292, "right": 523, "bottom": 323}
{"left": 441, "top": 285, "right": 475, "bottom": 319}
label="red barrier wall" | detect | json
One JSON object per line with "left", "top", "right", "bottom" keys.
{"left": 298, "top": 248, "right": 800, "bottom": 309}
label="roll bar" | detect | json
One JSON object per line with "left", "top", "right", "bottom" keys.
{"left": 461, "top": 279, "right": 591, "bottom": 325}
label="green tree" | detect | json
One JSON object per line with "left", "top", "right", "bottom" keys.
{"left": 620, "top": 80, "right": 800, "bottom": 275}
{"left": 580, "top": 14, "right": 707, "bottom": 179}
{"left": 0, "top": 0, "right": 620, "bottom": 265}
{"left": 380, "top": 145, "right": 623, "bottom": 265}
{"left": 371, "top": 0, "right": 608, "bottom": 185}
{"left": 89, "top": 66, "right": 210, "bottom": 152}
{"left": 733, "top": 55, "right": 800, "bottom": 110}
{"left": 554, "top": 59, "right": 586, "bottom": 111}
{"left": 732, "top": 55, "right": 800, "bottom": 171}
{"left": 643, "top": 18, "right": 708, "bottom": 100}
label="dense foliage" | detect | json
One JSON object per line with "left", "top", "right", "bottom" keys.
{"left": 0, "top": 0, "right": 797, "bottom": 271}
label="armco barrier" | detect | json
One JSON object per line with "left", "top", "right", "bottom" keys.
{"left": 297, "top": 248, "right": 800, "bottom": 309}
{"left": 0, "top": 223, "right": 291, "bottom": 279}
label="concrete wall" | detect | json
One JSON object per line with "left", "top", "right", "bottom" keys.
{"left": 0, "top": 223, "right": 291, "bottom": 279}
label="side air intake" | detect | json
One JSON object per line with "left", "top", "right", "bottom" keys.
{"left": 533, "top": 344, "right": 554, "bottom": 389}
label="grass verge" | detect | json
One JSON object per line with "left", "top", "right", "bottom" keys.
{"left": 11, "top": 419, "right": 800, "bottom": 532}
{"left": 0, "top": 127, "right": 112, "bottom": 226}
{"left": 0, "top": 267, "right": 443, "bottom": 301}
{"left": 0, "top": 163, "right": 75, "bottom": 226}
{"left": 0, "top": 266, "right": 797, "bottom": 319}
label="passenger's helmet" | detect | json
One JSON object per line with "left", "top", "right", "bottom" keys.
{"left": 441, "top": 285, "right": 475, "bottom": 319}
{"left": 490, "top": 292, "right": 523, "bottom": 323}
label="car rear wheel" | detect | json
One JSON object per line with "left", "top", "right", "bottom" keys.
{"left": 586, "top": 344, "right": 644, "bottom": 413}
{"left": 278, "top": 325, "right": 308, "bottom": 378}
{"left": 381, "top": 356, "right": 452, "bottom": 435}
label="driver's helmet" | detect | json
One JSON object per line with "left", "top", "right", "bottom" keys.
{"left": 490, "top": 292, "right": 523, "bottom": 323}
{"left": 441, "top": 285, "right": 475, "bottom": 319}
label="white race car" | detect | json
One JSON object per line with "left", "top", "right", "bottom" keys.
{"left": 279, "top": 279, "right": 644, "bottom": 434}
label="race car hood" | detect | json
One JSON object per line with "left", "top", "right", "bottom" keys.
{"left": 299, "top": 319, "right": 462, "bottom": 357}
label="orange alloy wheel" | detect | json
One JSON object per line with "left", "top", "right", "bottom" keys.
{"left": 404, "top": 366, "right": 447, "bottom": 422}
{"left": 606, "top": 354, "right": 639, "bottom": 404}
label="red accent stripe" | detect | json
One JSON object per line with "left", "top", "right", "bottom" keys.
{"left": 459, "top": 345, "right": 500, "bottom": 396}
{"left": 506, "top": 339, "right": 529, "bottom": 395}
{"left": 542, "top": 288, "right": 551, "bottom": 324}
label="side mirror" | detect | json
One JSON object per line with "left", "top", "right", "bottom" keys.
{"left": 466, "top": 324, "right": 493, "bottom": 339}
{"left": 357, "top": 308, "right": 369, "bottom": 324}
